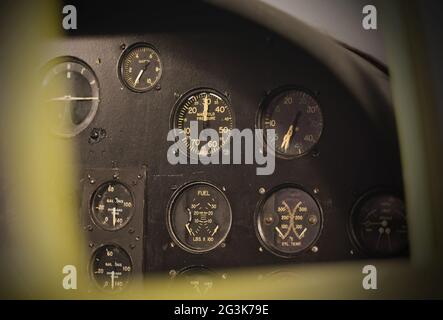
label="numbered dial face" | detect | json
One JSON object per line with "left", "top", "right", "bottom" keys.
{"left": 260, "top": 89, "right": 323, "bottom": 158}
{"left": 174, "top": 267, "right": 216, "bottom": 296}
{"left": 167, "top": 182, "right": 232, "bottom": 253}
{"left": 256, "top": 186, "right": 322, "bottom": 257}
{"left": 90, "top": 245, "right": 132, "bottom": 292}
{"left": 351, "top": 194, "right": 408, "bottom": 257}
{"left": 172, "top": 89, "right": 235, "bottom": 156}
{"left": 41, "top": 58, "right": 100, "bottom": 137}
{"left": 91, "top": 182, "right": 134, "bottom": 231}
{"left": 119, "top": 43, "right": 162, "bottom": 92}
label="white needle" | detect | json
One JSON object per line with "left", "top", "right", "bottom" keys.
{"left": 275, "top": 226, "right": 285, "bottom": 239}
{"left": 280, "top": 125, "right": 294, "bottom": 151}
{"left": 134, "top": 69, "right": 144, "bottom": 86}
{"left": 211, "top": 225, "right": 219, "bottom": 236}
{"left": 297, "top": 228, "right": 308, "bottom": 240}
{"left": 48, "top": 95, "right": 99, "bottom": 102}
{"left": 202, "top": 96, "right": 209, "bottom": 122}
{"left": 111, "top": 207, "right": 118, "bottom": 227}
{"left": 110, "top": 271, "right": 115, "bottom": 289}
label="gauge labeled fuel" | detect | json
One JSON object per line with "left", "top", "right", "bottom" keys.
{"left": 350, "top": 193, "right": 408, "bottom": 257}
{"left": 91, "top": 182, "right": 134, "bottom": 231}
{"left": 90, "top": 244, "right": 132, "bottom": 292}
{"left": 258, "top": 88, "right": 323, "bottom": 158}
{"left": 255, "top": 185, "right": 322, "bottom": 257}
{"left": 171, "top": 88, "right": 235, "bottom": 156}
{"left": 167, "top": 182, "right": 232, "bottom": 253}
{"left": 41, "top": 57, "right": 100, "bottom": 137}
{"left": 119, "top": 43, "right": 162, "bottom": 92}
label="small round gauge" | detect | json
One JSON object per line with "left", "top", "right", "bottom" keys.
{"left": 41, "top": 57, "right": 100, "bottom": 137}
{"left": 167, "top": 182, "right": 232, "bottom": 253}
{"left": 258, "top": 88, "right": 323, "bottom": 158}
{"left": 119, "top": 43, "right": 162, "bottom": 92}
{"left": 350, "top": 192, "right": 408, "bottom": 257}
{"left": 90, "top": 244, "right": 132, "bottom": 292}
{"left": 171, "top": 88, "right": 235, "bottom": 156}
{"left": 91, "top": 182, "right": 134, "bottom": 231}
{"left": 173, "top": 267, "right": 216, "bottom": 296}
{"left": 255, "top": 185, "right": 322, "bottom": 257}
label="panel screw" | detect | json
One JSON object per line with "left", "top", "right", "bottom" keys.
{"left": 169, "top": 270, "right": 177, "bottom": 277}
{"left": 311, "top": 246, "right": 319, "bottom": 253}
{"left": 220, "top": 243, "right": 226, "bottom": 248}
{"left": 259, "top": 247, "right": 264, "bottom": 252}
{"left": 170, "top": 242, "right": 175, "bottom": 248}
{"left": 130, "top": 244, "right": 136, "bottom": 249}
{"left": 128, "top": 228, "right": 135, "bottom": 234}
{"left": 222, "top": 273, "right": 228, "bottom": 280}
{"left": 308, "top": 215, "right": 318, "bottom": 225}
{"left": 258, "top": 187, "right": 266, "bottom": 195}
{"left": 120, "top": 43, "right": 126, "bottom": 50}
{"left": 135, "top": 236, "right": 140, "bottom": 241}
{"left": 313, "top": 188, "right": 320, "bottom": 194}
{"left": 89, "top": 242, "right": 94, "bottom": 248}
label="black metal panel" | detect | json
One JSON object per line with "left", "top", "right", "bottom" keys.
{"left": 42, "top": 0, "right": 405, "bottom": 277}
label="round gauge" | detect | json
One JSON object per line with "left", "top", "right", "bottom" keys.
{"left": 350, "top": 193, "right": 408, "bottom": 257}
{"left": 171, "top": 88, "right": 235, "bottom": 156}
{"left": 119, "top": 43, "right": 162, "bottom": 92}
{"left": 90, "top": 244, "right": 132, "bottom": 292}
{"left": 91, "top": 182, "right": 134, "bottom": 231}
{"left": 167, "top": 182, "right": 232, "bottom": 253}
{"left": 258, "top": 88, "right": 323, "bottom": 158}
{"left": 41, "top": 57, "right": 100, "bottom": 137}
{"left": 174, "top": 267, "right": 216, "bottom": 296}
{"left": 255, "top": 185, "right": 322, "bottom": 257}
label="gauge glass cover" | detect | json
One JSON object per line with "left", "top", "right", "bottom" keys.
{"left": 256, "top": 186, "right": 322, "bottom": 257}
{"left": 259, "top": 88, "right": 323, "bottom": 158}
{"left": 90, "top": 244, "right": 132, "bottom": 292}
{"left": 167, "top": 182, "right": 232, "bottom": 253}
{"left": 91, "top": 182, "right": 134, "bottom": 231}
{"left": 41, "top": 57, "right": 100, "bottom": 137}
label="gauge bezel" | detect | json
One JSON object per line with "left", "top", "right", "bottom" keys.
{"left": 118, "top": 42, "right": 163, "bottom": 93}
{"left": 256, "top": 85, "right": 324, "bottom": 160}
{"left": 348, "top": 188, "right": 408, "bottom": 258}
{"left": 169, "top": 87, "right": 235, "bottom": 158}
{"left": 40, "top": 56, "right": 100, "bottom": 138}
{"left": 254, "top": 183, "right": 324, "bottom": 258}
{"left": 89, "top": 243, "right": 134, "bottom": 293}
{"left": 166, "top": 181, "right": 233, "bottom": 254}
{"left": 90, "top": 181, "right": 135, "bottom": 232}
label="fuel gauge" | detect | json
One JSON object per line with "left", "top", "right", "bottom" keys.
{"left": 167, "top": 182, "right": 232, "bottom": 253}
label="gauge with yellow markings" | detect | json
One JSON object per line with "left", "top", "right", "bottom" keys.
{"left": 171, "top": 88, "right": 235, "bottom": 156}
{"left": 258, "top": 87, "right": 323, "bottom": 158}
{"left": 167, "top": 182, "right": 232, "bottom": 253}
{"left": 119, "top": 43, "right": 162, "bottom": 92}
{"left": 255, "top": 185, "right": 322, "bottom": 257}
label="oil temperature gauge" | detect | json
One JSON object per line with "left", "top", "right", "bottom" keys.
{"left": 91, "top": 182, "right": 134, "bottom": 231}
{"left": 167, "top": 182, "right": 232, "bottom": 253}
{"left": 90, "top": 244, "right": 132, "bottom": 292}
{"left": 255, "top": 185, "right": 323, "bottom": 257}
